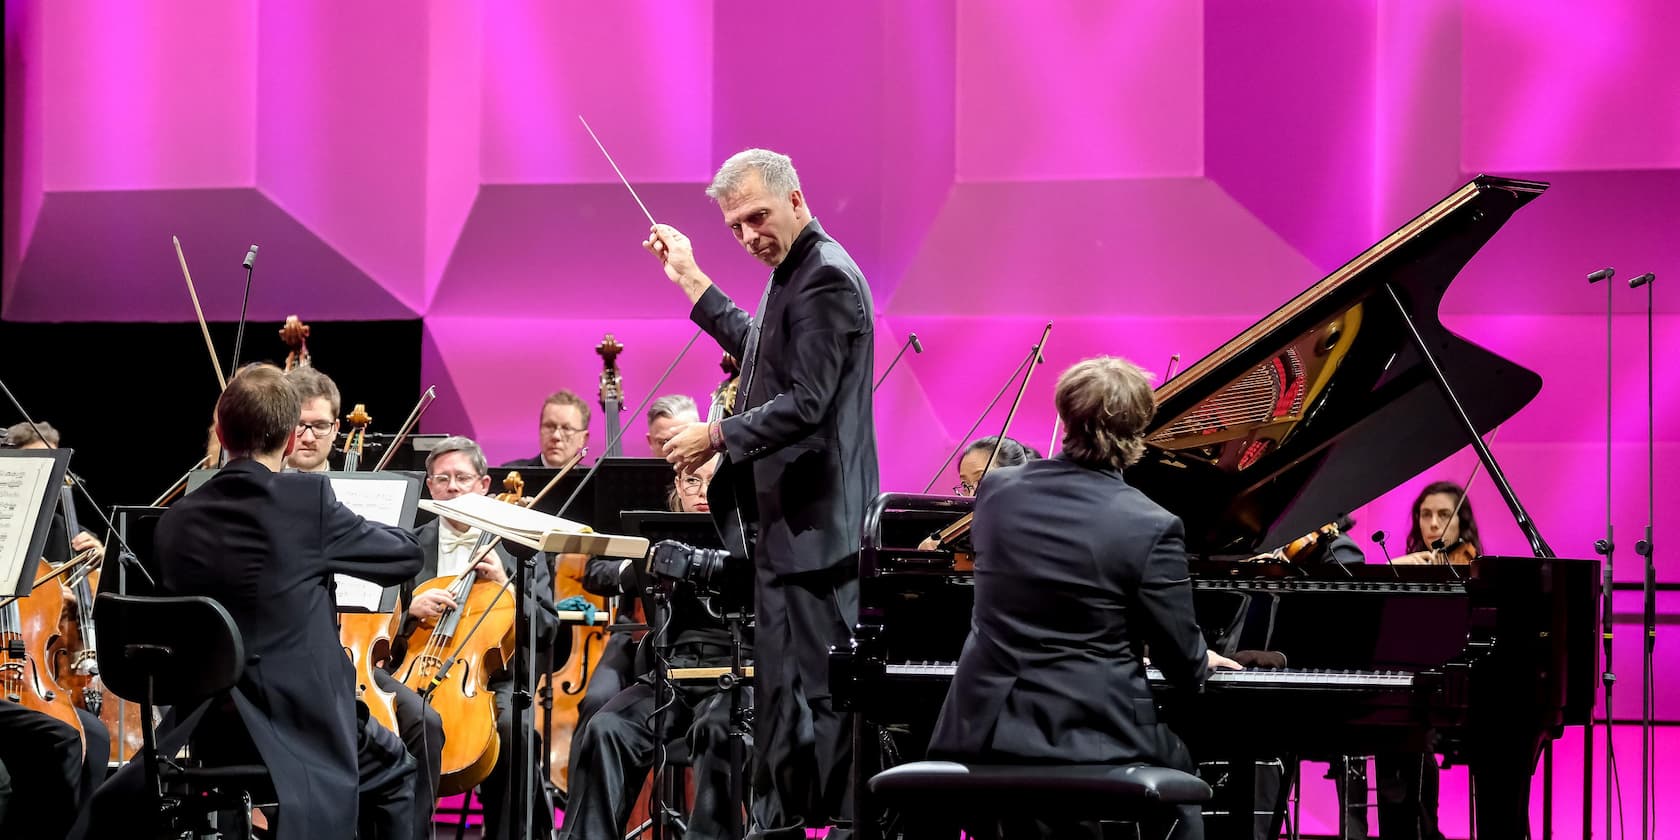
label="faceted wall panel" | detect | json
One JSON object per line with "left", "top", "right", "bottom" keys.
{"left": 6, "top": 3, "right": 1678, "bottom": 833}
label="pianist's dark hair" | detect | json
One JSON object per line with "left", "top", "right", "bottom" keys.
{"left": 1405, "top": 480, "right": 1483, "bottom": 554}
{"left": 1054, "top": 356, "right": 1156, "bottom": 470}
{"left": 962, "top": 436, "right": 1040, "bottom": 469}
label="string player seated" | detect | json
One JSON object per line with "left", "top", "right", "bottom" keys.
{"left": 504, "top": 389, "right": 592, "bottom": 469}
{"left": 389, "top": 434, "right": 561, "bottom": 840}
{"left": 83, "top": 363, "right": 424, "bottom": 840}
{"left": 568, "top": 393, "right": 704, "bottom": 793}
{"left": 560, "top": 454, "right": 752, "bottom": 840}
{"left": 281, "top": 364, "right": 445, "bottom": 840}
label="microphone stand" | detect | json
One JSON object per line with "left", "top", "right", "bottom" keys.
{"left": 873, "top": 333, "right": 923, "bottom": 392}
{"left": 230, "top": 245, "right": 258, "bottom": 371}
{"left": 1629, "top": 272, "right": 1656, "bottom": 840}
{"left": 921, "top": 326, "right": 1047, "bottom": 493}
{"left": 1585, "top": 267, "right": 1615, "bottom": 840}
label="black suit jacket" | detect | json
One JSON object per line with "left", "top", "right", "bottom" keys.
{"left": 692, "top": 218, "right": 879, "bottom": 576}
{"left": 928, "top": 457, "right": 1210, "bottom": 766}
{"left": 149, "top": 459, "right": 422, "bottom": 840}
{"left": 389, "top": 519, "right": 559, "bottom": 675}
{"left": 501, "top": 455, "right": 546, "bottom": 468}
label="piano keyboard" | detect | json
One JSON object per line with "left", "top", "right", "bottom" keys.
{"left": 882, "top": 661, "right": 1415, "bottom": 689}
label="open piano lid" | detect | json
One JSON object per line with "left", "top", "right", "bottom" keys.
{"left": 1128, "top": 175, "right": 1549, "bottom": 556}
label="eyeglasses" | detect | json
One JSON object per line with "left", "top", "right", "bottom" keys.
{"left": 541, "top": 422, "right": 588, "bottom": 439}
{"left": 297, "top": 421, "right": 336, "bottom": 438}
{"left": 679, "top": 475, "right": 711, "bottom": 495}
{"left": 426, "top": 472, "right": 482, "bottom": 488}
{"left": 951, "top": 481, "right": 976, "bottom": 497}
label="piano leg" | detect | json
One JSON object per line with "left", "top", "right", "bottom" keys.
{"left": 1469, "top": 723, "right": 1548, "bottom": 840}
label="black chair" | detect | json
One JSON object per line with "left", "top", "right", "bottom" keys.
{"left": 870, "top": 760, "right": 1213, "bottom": 839}
{"left": 95, "top": 592, "right": 272, "bottom": 838}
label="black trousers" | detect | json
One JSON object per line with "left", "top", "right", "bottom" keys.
{"left": 750, "top": 562, "right": 857, "bottom": 838}
{"left": 480, "top": 677, "right": 554, "bottom": 840}
{"left": 1374, "top": 753, "right": 1444, "bottom": 840}
{"left": 356, "top": 701, "right": 420, "bottom": 840}
{"left": 0, "top": 699, "right": 83, "bottom": 839}
{"left": 566, "top": 628, "right": 641, "bottom": 795}
{"left": 376, "top": 667, "right": 445, "bottom": 838}
{"left": 75, "top": 706, "right": 112, "bottom": 801}
{"left": 559, "top": 655, "right": 745, "bottom": 840}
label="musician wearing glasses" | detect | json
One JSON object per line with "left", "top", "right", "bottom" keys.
{"left": 561, "top": 454, "right": 751, "bottom": 840}
{"left": 284, "top": 366, "right": 341, "bottom": 472}
{"left": 504, "top": 389, "right": 591, "bottom": 468}
{"left": 392, "top": 435, "right": 560, "bottom": 840}
{"left": 571, "top": 394, "right": 707, "bottom": 764}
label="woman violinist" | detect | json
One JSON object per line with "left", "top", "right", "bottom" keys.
{"left": 1391, "top": 480, "right": 1482, "bottom": 566}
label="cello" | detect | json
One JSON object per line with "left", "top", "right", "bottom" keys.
{"left": 398, "top": 452, "right": 584, "bottom": 796}
{"left": 335, "top": 402, "right": 403, "bottom": 735}
{"left": 540, "top": 337, "right": 623, "bottom": 793}
{"left": 49, "top": 481, "right": 147, "bottom": 762}
{"left": 3, "top": 560, "right": 87, "bottom": 760}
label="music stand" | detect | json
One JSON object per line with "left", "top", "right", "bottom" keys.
{"left": 589, "top": 458, "right": 683, "bottom": 535}
{"left": 322, "top": 471, "right": 422, "bottom": 613}
{"left": 0, "top": 447, "right": 71, "bottom": 597}
{"left": 103, "top": 505, "right": 167, "bottom": 597}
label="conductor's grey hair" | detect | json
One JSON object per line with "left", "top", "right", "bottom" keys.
{"left": 706, "top": 149, "right": 801, "bottom": 201}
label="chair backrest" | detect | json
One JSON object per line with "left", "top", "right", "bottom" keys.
{"left": 95, "top": 593, "right": 246, "bottom": 707}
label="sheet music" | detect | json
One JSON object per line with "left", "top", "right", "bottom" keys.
{"left": 329, "top": 476, "right": 412, "bottom": 612}
{"left": 0, "top": 457, "right": 55, "bottom": 593}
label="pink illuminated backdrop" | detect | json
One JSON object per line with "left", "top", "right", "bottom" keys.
{"left": 5, "top": 2, "right": 1676, "bottom": 836}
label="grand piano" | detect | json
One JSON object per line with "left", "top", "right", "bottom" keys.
{"left": 832, "top": 176, "right": 1600, "bottom": 839}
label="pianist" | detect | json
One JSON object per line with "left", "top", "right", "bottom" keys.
{"left": 928, "top": 356, "right": 1240, "bottom": 840}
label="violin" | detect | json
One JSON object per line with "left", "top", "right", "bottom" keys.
{"left": 1276, "top": 521, "right": 1343, "bottom": 564}
{"left": 3, "top": 560, "right": 87, "bottom": 759}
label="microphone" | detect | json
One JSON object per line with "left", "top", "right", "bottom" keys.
{"left": 243, "top": 244, "right": 259, "bottom": 270}
{"left": 1629, "top": 272, "right": 1655, "bottom": 289}
{"left": 873, "top": 332, "right": 925, "bottom": 393}
{"left": 1371, "top": 530, "right": 1393, "bottom": 563}
{"left": 1587, "top": 267, "right": 1615, "bottom": 283}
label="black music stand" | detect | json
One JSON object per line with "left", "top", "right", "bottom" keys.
{"left": 103, "top": 505, "right": 167, "bottom": 598}
{"left": 0, "top": 447, "right": 71, "bottom": 597}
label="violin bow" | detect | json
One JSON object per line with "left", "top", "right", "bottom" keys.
{"left": 372, "top": 387, "right": 438, "bottom": 472}
{"left": 932, "top": 323, "right": 1053, "bottom": 544}
{"left": 174, "top": 236, "right": 228, "bottom": 391}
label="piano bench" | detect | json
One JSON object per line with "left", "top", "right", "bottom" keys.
{"left": 869, "top": 760, "right": 1212, "bottom": 828}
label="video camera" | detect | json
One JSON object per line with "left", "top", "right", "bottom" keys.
{"left": 647, "top": 539, "right": 750, "bottom": 609}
